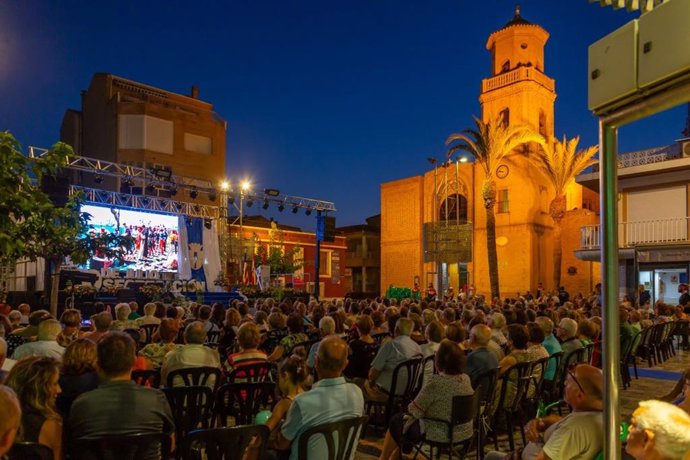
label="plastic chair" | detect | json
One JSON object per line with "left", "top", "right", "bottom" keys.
{"left": 214, "top": 381, "right": 276, "bottom": 426}
{"left": 492, "top": 362, "right": 532, "bottom": 452}
{"left": 473, "top": 367, "right": 499, "bottom": 460}
{"left": 70, "top": 432, "right": 172, "bottom": 460}
{"left": 181, "top": 425, "right": 270, "bottom": 460}
{"left": 297, "top": 416, "right": 368, "bottom": 460}
{"left": 411, "top": 393, "right": 477, "bottom": 460}
{"left": 138, "top": 324, "right": 159, "bottom": 345}
{"left": 366, "top": 356, "right": 424, "bottom": 431}
{"left": 227, "top": 361, "right": 274, "bottom": 383}
{"left": 131, "top": 369, "right": 161, "bottom": 388}
{"left": 8, "top": 442, "right": 53, "bottom": 460}
{"left": 166, "top": 366, "right": 222, "bottom": 391}
{"left": 162, "top": 385, "right": 214, "bottom": 456}
{"left": 206, "top": 330, "right": 221, "bottom": 348}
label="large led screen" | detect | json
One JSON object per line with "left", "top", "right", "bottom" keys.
{"left": 79, "top": 205, "right": 179, "bottom": 273}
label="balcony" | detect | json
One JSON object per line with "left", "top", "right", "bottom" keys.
{"left": 580, "top": 217, "right": 690, "bottom": 249}
{"left": 590, "top": 144, "right": 683, "bottom": 173}
{"left": 345, "top": 249, "right": 380, "bottom": 267}
{"left": 481, "top": 67, "right": 555, "bottom": 93}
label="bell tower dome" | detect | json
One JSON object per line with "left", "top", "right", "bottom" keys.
{"left": 479, "top": 5, "right": 556, "bottom": 138}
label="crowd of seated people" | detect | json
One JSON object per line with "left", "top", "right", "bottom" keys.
{"left": 1, "top": 285, "right": 690, "bottom": 459}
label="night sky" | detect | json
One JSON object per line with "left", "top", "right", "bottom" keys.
{"left": 1, "top": 1, "right": 685, "bottom": 230}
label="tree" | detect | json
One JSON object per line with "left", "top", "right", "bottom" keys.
{"left": 533, "top": 136, "right": 598, "bottom": 289}
{"left": 0, "top": 132, "right": 129, "bottom": 314}
{"left": 446, "top": 116, "right": 543, "bottom": 299}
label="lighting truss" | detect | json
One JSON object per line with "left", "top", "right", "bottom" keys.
{"left": 71, "top": 185, "right": 219, "bottom": 219}
{"left": 234, "top": 192, "right": 337, "bottom": 213}
{"left": 28, "top": 146, "right": 214, "bottom": 193}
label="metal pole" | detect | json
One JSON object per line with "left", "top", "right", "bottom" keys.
{"left": 433, "top": 163, "right": 438, "bottom": 292}
{"left": 239, "top": 191, "right": 244, "bottom": 283}
{"left": 314, "top": 210, "right": 321, "bottom": 300}
{"left": 600, "top": 120, "right": 621, "bottom": 460}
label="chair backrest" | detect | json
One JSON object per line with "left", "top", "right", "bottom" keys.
{"left": 8, "top": 442, "right": 53, "bottom": 460}
{"left": 390, "top": 356, "right": 424, "bottom": 399}
{"left": 450, "top": 392, "right": 478, "bottom": 427}
{"left": 227, "top": 361, "right": 274, "bottom": 383}
{"left": 297, "top": 415, "right": 368, "bottom": 460}
{"left": 206, "top": 330, "right": 221, "bottom": 347}
{"left": 547, "top": 351, "right": 563, "bottom": 382}
{"left": 214, "top": 382, "right": 276, "bottom": 426}
{"left": 495, "top": 362, "right": 532, "bottom": 411}
{"left": 423, "top": 354, "right": 437, "bottom": 376}
{"left": 162, "top": 385, "right": 214, "bottom": 442}
{"left": 166, "top": 366, "right": 222, "bottom": 390}
{"left": 181, "top": 425, "right": 270, "bottom": 460}
{"left": 557, "top": 348, "right": 586, "bottom": 397}
{"left": 139, "top": 324, "right": 159, "bottom": 345}
{"left": 122, "top": 328, "right": 142, "bottom": 348}
{"left": 372, "top": 332, "right": 391, "bottom": 344}
{"left": 70, "top": 432, "right": 171, "bottom": 460}
{"left": 583, "top": 343, "right": 595, "bottom": 364}
{"left": 131, "top": 369, "right": 161, "bottom": 388}
{"left": 528, "top": 356, "right": 550, "bottom": 398}
{"left": 288, "top": 339, "right": 320, "bottom": 358}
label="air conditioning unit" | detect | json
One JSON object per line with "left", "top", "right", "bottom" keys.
{"left": 682, "top": 141, "right": 690, "bottom": 158}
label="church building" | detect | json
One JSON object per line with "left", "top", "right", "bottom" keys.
{"left": 380, "top": 8, "right": 599, "bottom": 298}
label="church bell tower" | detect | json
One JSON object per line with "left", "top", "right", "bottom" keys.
{"left": 479, "top": 5, "right": 556, "bottom": 138}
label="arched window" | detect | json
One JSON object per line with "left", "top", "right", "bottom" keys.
{"left": 439, "top": 194, "right": 468, "bottom": 223}
{"left": 499, "top": 108, "right": 510, "bottom": 128}
{"left": 539, "top": 110, "right": 547, "bottom": 137}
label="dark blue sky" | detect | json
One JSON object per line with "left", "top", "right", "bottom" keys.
{"left": 1, "top": 1, "right": 685, "bottom": 229}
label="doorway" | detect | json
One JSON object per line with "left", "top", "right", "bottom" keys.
{"left": 639, "top": 267, "right": 689, "bottom": 305}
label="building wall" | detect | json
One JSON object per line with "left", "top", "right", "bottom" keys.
{"left": 561, "top": 208, "right": 600, "bottom": 295}
{"left": 380, "top": 176, "right": 424, "bottom": 292}
{"left": 232, "top": 224, "right": 347, "bottom": 299}
{"left": 61, "top": 73, "right": 227, "bottom": 204}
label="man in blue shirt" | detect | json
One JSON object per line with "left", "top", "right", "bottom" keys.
{"left": 274, "top": 336, "right": 364, "bottom": 460}
{"left": 364, "top": 317, "right": 422, "bottom": 401}
{"left": 465, "top": 324, "right": 499, "bottom": 388}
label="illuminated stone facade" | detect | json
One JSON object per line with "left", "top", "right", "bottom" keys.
{"left": 381, "top": 9, "right": 599, "bottom": 297}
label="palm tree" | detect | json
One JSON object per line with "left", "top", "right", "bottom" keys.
{"left": 446, "top": 116, "right": 543, "bottom": 300}
{"left": 533, "top": 136, "right": 598, "bottom": 290}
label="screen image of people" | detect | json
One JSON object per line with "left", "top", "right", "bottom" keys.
{"left": 80, "top": 205, "right": 179, "bottom": 273}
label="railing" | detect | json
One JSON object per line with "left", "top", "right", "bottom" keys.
{"left": 481, "top": 66, "right": 555, "bottom": 93}
{"left": 590, "top": 144, "right": 683, "bottom": 172}
{"left": 580, "top": 217, "right": 690, "bottom": 249}
{"left": 346, "top": 250, "right": 377, "bottom": 260}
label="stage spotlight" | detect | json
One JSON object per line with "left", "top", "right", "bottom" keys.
{"left": 94, "top": 174, "right": 103, "bottom": 184}
{"left": 170, "top": 186, "right": 178, "bottom": 196}
{"left": 204, "top": 218, "right": 212, "bottom": 230}
{"left": 193, "top": 205, "right": 201, "bottom": 213}
{"left": 208, "top": 190, "right": 217, "bottom": 202}
{"left": 124, "top": 177, "right": 134, "bottom": 187}
{"left": 175, "top": 202, "right": 183, "bottom": 211}
{"left": 262, "top": 199, "right": 269, "bottom": 210}
{"left": 278, "top": 204, "right": 285, "bottom": 212}
{"left": 190, "top": 188, "right": 198, "bottom": 199}
{"left": 140, "top": 197, "right": 149, "bottom": 206}
{"left": 145, "top": 184, "right": 155, "bottom": 194}
{"left": 305, "top": 208, "right": 312, "bottom": 216}
{"left": 228, "top": 194, "right": 235, "bottom": 204}
{"left": 246, "top": 199, "right": 253, "bottom": 207}
{"left": 292, "top": 206, "right": 299, "bottom": 214}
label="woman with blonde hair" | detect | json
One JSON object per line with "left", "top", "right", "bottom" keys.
{"left": 5, "top": 356, "right": 63, "bottom": 459}
{"left": 58, "top": 338, "right": 99, "bottom": 417}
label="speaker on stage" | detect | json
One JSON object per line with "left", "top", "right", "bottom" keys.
{"left": 40, "top": 173, "right": 70, "bottom": 207}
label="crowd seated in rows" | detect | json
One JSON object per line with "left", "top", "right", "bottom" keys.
{"left": 1, "top": 285, "right": 690, "bottom": 458}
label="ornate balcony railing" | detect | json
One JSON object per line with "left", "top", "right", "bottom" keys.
{"left": 580, "top": 217, "right": 690, "bottom": 249}
{"left": 590, "top": 144, "right": 682, "bottom": 173}
{"left": 481, "top": 67, "right": 555, "bottom": 93}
